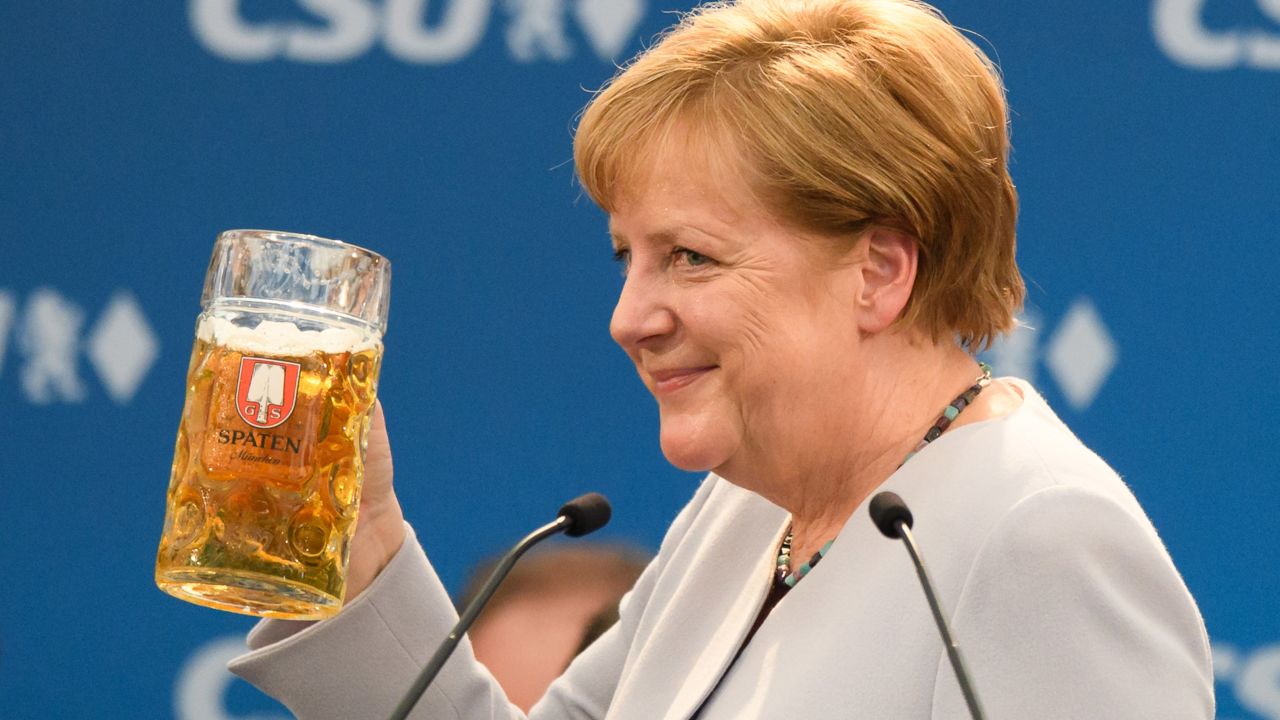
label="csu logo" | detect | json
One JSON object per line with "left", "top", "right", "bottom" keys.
{"left": 0, "top": 288, "right": 158, "bottom": 405}
{"left": 1215, "top": 642, "right": 1280, "bottom": 719}
{"left": 236, "top": 357, "right": 300, "bottom": 429}
{"left": 190, "top": 0, "right": 646, "bottom": 64}
{"left": 1154, "top": 0, "right": 1280, "bottom": 69}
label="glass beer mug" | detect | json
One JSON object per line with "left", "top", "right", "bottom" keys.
{"left": 156, "top": 230, "right": 391, "bottom": 619}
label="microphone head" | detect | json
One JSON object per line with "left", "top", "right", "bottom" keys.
{"left": 869, "top": 491, "right": 913, "bottom": 539}
{"left": 559, "top": 493, "right": 612, "bottom": 537}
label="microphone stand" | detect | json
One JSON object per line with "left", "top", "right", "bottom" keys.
{"left": 893, "top": 519, "right": 986, "bottom": 720}
{"left": 870, "top": 491, "right": 985, "bottom": 720}
{"left": 388, "top": 515, "right": 572, "bottom": 720}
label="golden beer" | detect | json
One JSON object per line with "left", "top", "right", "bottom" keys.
{"left": 156, "top": 229, "right": 391, "bottom": 620}
{"left": 156, "top": 317, "right": 381, "bottom": 618}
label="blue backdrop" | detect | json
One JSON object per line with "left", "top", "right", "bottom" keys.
{"left": 1, "top": 1, "right": 1277, "bottom": 717}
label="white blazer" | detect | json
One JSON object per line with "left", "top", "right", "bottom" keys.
{"left": 231, "top": 381, "right": 1214, "bottom": 718}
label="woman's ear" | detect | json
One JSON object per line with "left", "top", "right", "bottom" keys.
{"left": 855, "top": 226, "right": 918, "bottom": 334}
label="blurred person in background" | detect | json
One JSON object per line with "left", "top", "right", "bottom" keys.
{"left": 457, "top": 545, "right": 649, "bottom": 711}
{"left": 229, "top": 0, "right": 1214, "bottom": 716}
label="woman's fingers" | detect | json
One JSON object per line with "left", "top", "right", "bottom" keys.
{"left": 344, "top": 399, "right": 406, "bottom": 600}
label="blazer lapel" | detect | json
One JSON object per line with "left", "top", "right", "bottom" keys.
{"left": 607, "top": 480, "right": 788, "bottom": 720}
{"left": 662, "top": 527, "right": 783, "bottom": 720}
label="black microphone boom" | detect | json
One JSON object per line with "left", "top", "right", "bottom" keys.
{"left": 389, "top": 493, "right": 612, "bottom": 720}
{"left": 869, "top": 491, "right": 986, "bottom": 720}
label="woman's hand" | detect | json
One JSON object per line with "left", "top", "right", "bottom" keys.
{"left": 344, "top": 400, "right": 406, "bottom": 600}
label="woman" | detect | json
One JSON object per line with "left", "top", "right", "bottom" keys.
{"left": 231, "top": 0, "right": 1214, "bottom": 716}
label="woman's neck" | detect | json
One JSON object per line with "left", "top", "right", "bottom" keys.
{"left": 751, "top": 335, "right": 992, "bottom": 563}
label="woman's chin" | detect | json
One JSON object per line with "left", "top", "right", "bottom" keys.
{"left": 661, "top": 449, "right": 719, "bottom": 473}
{"left": 658, "top": 419, "right": 735, "bottom": 472}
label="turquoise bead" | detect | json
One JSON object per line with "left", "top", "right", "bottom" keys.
{"left": 944, "top": 405, "right": 960, "bottom": 420}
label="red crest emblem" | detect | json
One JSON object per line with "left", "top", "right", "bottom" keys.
{"left": 235, "top": 357, "right": 301, "bottom": 429}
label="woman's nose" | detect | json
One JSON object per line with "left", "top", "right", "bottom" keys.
{"left": 610, "top": 271, "right": 676, "bottom": 351}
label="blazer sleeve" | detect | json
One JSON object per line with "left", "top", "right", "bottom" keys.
{"left": 229, "top": 523, "right": 542, "bottom": 719}
{"left": 229, "top": 476, "right": 720, "bottom": 720}
{"left": 930, "top": 485, "right": 1215, "bottom": 719}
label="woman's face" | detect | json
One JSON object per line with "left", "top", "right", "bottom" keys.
{"left": 608, "top": 143, "right": 868, "bottom": 481}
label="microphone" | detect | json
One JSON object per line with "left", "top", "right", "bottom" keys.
{"left": 558, "top": 492, "right": 612, "bottom": 537}
{"left": 389, "top": 493, "right": 612, "bottom": 720}
{"left": 869, "top": 492, "right": 986, "bottom": 720}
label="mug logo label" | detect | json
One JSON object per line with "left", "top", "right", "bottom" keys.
{"left": 235, "top": 357, "right": 300, "bottom": 429}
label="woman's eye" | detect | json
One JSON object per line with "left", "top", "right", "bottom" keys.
{"left": 674, "top": 247, "right": 712, "bottom": 267}
{"left": 612, "top": 248, "right": 631, "bottom": 276}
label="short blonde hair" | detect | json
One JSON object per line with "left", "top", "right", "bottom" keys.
{"left": 574, "top": 0, "right": 1023, "bottom": 350}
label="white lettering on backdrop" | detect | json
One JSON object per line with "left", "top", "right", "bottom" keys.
{"left": 1216, "top": 642, "right": 1280, "bottom": 719}
{"left": 189, "top": 0, "right": 646, "bottom": 63}
{"left": 1153, "top": 0, "right": 1280, "bottom": 69}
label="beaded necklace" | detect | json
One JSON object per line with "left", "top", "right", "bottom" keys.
{"left": 775, "top": 363, "right": 993, "bottom": 589}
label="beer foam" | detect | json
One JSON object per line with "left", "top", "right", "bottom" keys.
{"left": 197, "top": 315, "right": 378, "bottom": 355}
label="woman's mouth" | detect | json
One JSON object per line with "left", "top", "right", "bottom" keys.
{"left": 648, "top": 366, "right": 717, "bottom": 395}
